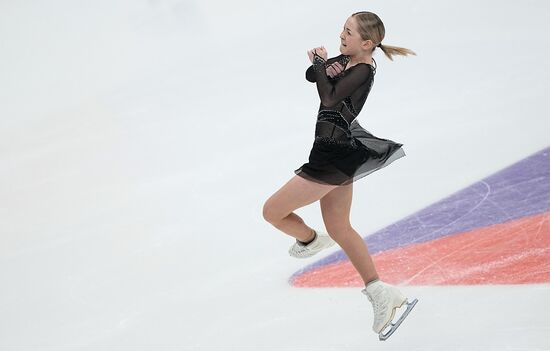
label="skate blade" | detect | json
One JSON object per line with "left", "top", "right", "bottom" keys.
{"left": 379, "top": 298, "right": 418, "bottom": 341}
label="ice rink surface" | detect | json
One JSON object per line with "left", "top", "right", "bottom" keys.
{"left": 1, "top": 0, "right": 549, "bottom": 350}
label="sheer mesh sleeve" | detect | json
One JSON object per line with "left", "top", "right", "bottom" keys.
{"left": 305, "top": 65, "right": 316, "bottom": 82}
{"left": 310, "top": 53, "right": 372, "bottom": 107}
{"left": 305, "top": 55, "right": 344, "bottom": 82}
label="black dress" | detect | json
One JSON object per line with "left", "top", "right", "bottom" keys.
{"left": 294, "top": 52, "right": 406, "bottom": 186}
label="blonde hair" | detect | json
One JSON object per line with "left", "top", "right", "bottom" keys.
{"left": 352, "top": 11, "right": 416, "bottom": 61}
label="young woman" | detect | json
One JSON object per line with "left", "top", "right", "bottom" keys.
{"left": 262, "top": 11, "right": 417, "bottom": 340}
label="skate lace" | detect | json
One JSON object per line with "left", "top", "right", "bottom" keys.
{"left": 293, "top": 238, "right": 318, "bottom": 252}
{"left": 291, "top": 242, "right": 310, "bottom": 256}
{"left": 366, "top": 290, "right": 388, "bottom": 317}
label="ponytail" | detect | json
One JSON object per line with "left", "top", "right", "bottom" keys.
{"left": 378, "top": 43, "right": 417, "bottom": 61}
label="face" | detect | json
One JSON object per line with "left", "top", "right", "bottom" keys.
{"left": 339, "top": 16, "right": 374, "bottom": 55}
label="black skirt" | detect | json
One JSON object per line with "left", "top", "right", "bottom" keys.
{"left": 294, "top": 120, "right": 405, "bottom": 186}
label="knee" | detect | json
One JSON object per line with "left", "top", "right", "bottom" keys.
{"left": 326, "top": 224, "right": 353, "bottom": 241}
{"left": 262, "top": 200, "right": 281, "bottom": 224}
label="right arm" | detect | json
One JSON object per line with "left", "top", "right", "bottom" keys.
{"left": 310, "top": 52, "right": 372, "bottom": 107}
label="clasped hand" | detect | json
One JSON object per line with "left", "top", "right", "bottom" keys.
{"left": 307, "top": 46, "right": 345, "bottom": 78}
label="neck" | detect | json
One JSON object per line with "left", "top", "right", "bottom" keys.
{"left": 348, "top": 53, "right": 373, "bottom": 66}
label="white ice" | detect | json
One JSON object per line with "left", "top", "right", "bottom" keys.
{"left": 1, "top": 0, "right": 549, "bottom": 350}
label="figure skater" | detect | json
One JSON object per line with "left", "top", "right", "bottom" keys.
{"left": 262, "top": 11, "right": 418, "bottom": 341}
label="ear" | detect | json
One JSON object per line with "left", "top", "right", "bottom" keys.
{"left": 362, "top": 39, "right": 374, "bottom": 50}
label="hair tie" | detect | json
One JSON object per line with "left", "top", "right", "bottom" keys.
{"left": 377, "top": 43, "right": 383, "bottom": 48}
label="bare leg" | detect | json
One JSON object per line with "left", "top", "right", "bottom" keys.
{"left": 263, "top": 175, "right": 338, "bottom": 242}
{"left": 269, "top": 212, "right": 317, "bottom": 243}
{"left": 331, "top": 227, "right": 379, "bottom": 284}
{"left": 320, "top": 183, "right": 379, "bottom": 285}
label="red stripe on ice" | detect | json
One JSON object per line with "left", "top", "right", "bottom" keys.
{"left": 291, "top": 212, "right": 550, "bottom": 287}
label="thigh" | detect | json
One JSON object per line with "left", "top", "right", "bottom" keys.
{"left": 263, "top": 175, "right": 338, "bottom": 220}
{"left": 320, "top": 183, "right": 353, "bottom": 232}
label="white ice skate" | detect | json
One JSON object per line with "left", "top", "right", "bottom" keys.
{"left": 362, "top": 279, "right": 418, "bottom": 341}
{"left": 288, "top": 230, "right": 335, "bottom": 258}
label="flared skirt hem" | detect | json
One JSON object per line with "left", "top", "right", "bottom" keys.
{"left": 293, "top": 122, "right": 405, "bottom": 186}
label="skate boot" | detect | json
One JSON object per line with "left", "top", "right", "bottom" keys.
{"left": 362, "top": 279, "right": 418, "bottom": 341}
{"left": 288, "top": 229, "right": 335, "bottom": 258}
